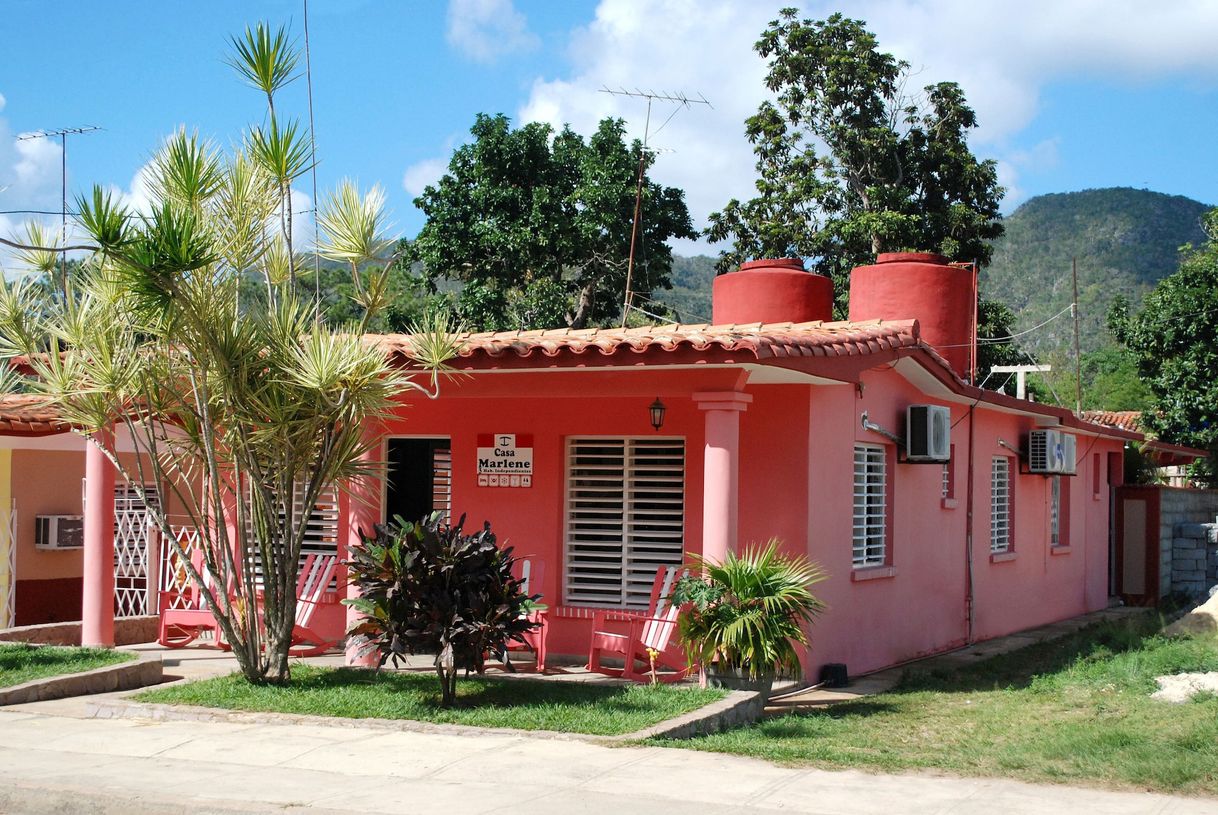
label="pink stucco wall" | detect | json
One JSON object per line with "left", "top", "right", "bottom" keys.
{"left": 8, "top": 356, "right": 1119, "bottom": 673}
{"left": 340, "top": 362, "right": 1117, "bottom": 677}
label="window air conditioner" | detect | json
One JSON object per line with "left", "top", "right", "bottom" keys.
{"left": 1028, "top": 429, "right": 1070, "bottom": 475}
{"left": 1059, "top": 433, "right": 1078, "bottom": 475}
{"left": 34, "top": 515, "right": 85, "bottom": 550}
{"left": 905, "top": 405, "right": 951, "bottom": 462}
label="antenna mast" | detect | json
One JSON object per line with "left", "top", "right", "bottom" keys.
{"left": 17, "top": 125, "right": 101, "bottom": 300}
{"left": 598, "top": 88, "right": 710, "bottom": 327}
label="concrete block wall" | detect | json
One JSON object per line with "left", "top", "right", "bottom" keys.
{"left": 1171, "top": 523, "right": 1217, "bottom": 598}
{"left": 1159, "top": 489, "right": 1218, "bottom": 599}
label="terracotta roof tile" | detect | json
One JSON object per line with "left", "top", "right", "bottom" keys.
{"left": 367, "top": 319, "right": 922, "bottom": 366}
{"left": 1080, "top": 410, "right": 1143, "bottom": 433}
{"left": 0, "top": 394, "right": 69, "bottom": 435}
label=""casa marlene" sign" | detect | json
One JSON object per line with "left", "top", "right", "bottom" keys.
{"left": 476, "top": 433, "right": 533, "bottom": 488}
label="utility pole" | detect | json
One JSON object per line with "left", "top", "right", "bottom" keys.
{"left": 17, "top": 125, "right": 101, "bottom": 301}
{"left": 598, "top": 88, "right": 710, "bottom": 327}
{"left": 1071, "top": 257, "right": 1083, "bottom": 415}
{"left": 990, "top": 364, "right": 1052, "bottom": 400}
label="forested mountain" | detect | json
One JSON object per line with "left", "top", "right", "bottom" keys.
{"left": 654, "top": 188, "right": 1210, "bottom": 409}
{"left": 982, "top": 187, "right": 1211, "bottom": 357}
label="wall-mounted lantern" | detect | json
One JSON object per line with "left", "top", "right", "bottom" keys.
{"left": 649, "top": 397, "right": 667, "bottom": 431}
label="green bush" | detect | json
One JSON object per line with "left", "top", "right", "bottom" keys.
{"left": 344, "top": 513, "right": 539, "bottom": 706}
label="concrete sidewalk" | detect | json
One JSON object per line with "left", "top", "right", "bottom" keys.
{"left": 1, "top": 706, "right": 1216, "bottom": 815}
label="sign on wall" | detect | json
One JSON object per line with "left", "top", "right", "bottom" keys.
{"left": 476, "top": 433, "right": 533, "bottom": 488}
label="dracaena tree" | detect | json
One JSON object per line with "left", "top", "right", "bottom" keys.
{"left": 0, "top": 22, "right": 458, "bottom": 684}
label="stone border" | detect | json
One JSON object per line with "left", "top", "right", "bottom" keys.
{"left": 0, "top": 616, "right": 159, "bottom": 647}
{"left": 86, "top": 686, "right": 763, "bottom": 743}
{"left": 0, "top": 653, "right": 163, "bottom": 706}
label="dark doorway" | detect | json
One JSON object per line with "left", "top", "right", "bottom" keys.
{"left": 386, "top": 438, "right": 452, "bottom": 525}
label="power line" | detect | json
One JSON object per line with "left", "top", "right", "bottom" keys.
{"left": 16, "top": 125, "right": 101, "bottom": 299}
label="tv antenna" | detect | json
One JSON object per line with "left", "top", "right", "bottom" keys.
{"left": 599, "top": 88, "right": 710, "bottom": 326}
{"left": 17, "top": 125, "right": 101, "bottom": 298}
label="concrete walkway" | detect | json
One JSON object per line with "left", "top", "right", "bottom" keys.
{"left": 2, "top": 706, "right": 1217, "bottom": 815}
{"left": 4, "top": 605, "right": 1212, "bottom": 814}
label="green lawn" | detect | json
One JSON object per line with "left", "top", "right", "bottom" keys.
{"left": 662, "top": 613, "right": 1218, "bottom": 796}
{"left": 137, "top": 665, "right": 725, "bottom": 735}
{"left": 0, "top": 643, "right": 135, "bottom": 689}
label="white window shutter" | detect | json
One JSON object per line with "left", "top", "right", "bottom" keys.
{"left": 565, "top": 438, "right": 685, "bottom": 608}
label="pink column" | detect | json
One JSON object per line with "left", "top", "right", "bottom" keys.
{"left": 82, "top": 429, "right": 116, "bottom": 647}
{"left": 694, "top": 392, "right": 752, "bottom": 566}
{"left": 344, "top": 428, "right": 383, "bottom": 667}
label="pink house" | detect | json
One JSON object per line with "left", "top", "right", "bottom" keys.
{"left": 0, "top": 253, "right": 1136, "bottom": 678}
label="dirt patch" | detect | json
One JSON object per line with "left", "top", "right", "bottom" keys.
{"left": 1150, "top": 671, "right": 1218, "bottom": 703}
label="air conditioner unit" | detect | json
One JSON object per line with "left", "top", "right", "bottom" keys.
{"left": 34, "top": 515, "right": 84, "bottom": 550}
{"left": 1059, "top": 433, "right": 1078, "bottom": 475}
{"left": 1028, "top": 429, "right": 1069, "bottom": 474}
{"left": 906, "top": 405, "right": 951, "bottom": 462}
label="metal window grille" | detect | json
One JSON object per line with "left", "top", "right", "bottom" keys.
{"left": 853, "top": 444, "right": 887, "bottom": 567}
{"left": 941, "top": 462, "right": 951, "bottom": 499}
{"left": 991, "top": 457, "right": 1012, "bottom": 553}
{"left": 114, "top": 484, "right": 160, "bottom": 618}
{"left": 1050, "top": 475, "right": 1061, "bottom": 546}
{"left": 564, "top": 437, "right": 685, "bottom": 608}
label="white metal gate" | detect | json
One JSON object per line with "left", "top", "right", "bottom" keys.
{"left": 114, "top": 484, "right": 160, "bottom": 618}
{"left": 0, "top": 502, "right": 15, "bottom": 628}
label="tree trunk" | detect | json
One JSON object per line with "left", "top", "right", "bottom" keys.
{"left": 570, "top": 282, "right": 596, "bottom": 329}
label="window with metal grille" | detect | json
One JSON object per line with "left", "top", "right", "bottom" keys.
{"left": 1050, "top": 475, "right": 1069, "bottom": 547}
{"left": 941, "top": 444, "right": 956, "bottom": 501}
{"left": 564, "top": 437, "right": 685, "bottom": 608}
{"left": 1050, "top": 476, "right": 1061, "bottom": 546}
{"left": 991, "top": 457, "right": 1012, "bottom": 553}
{"left": 853, "top": 444, "right": 887, "bottom": 568}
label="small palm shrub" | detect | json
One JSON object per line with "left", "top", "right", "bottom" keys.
{"left": 344, "top": 513, "right": 539, "bottom": 707}
{"left": 670, "top": 540, "right": 826, "bottom": 681}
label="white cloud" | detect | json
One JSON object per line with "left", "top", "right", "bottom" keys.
{"left": 446, "top": 0, "right": 539, "bottom": 62}
{"left": 518, "top": 0, "right": 1218, "bottom": 251}
{"left": 0, "top": 93, "right": 67, "bottom": 269}
{"left": 402, "top": 157, "right": 450, "bottom": 198}
{"left": 520, "top": 1, "right": 773, "bottom": 252}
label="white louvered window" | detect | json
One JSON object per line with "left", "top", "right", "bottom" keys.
{"left": 248, "top": 482, "right": 340, "bottom": 587}
{"left": 565, "top": 437, "right": 685, "bottom": 608}
{"left": 991, "top": 457, "right": 1012, "bottom": 553}
{"left": 852, "top": 444, "right": 887, "bottom": 568}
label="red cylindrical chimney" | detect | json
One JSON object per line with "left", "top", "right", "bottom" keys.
{"left": 848, "top": 252, "right": 975, "bottom": 378}
{"left": 712, "top": 258, "right": 834, "bottom": 325}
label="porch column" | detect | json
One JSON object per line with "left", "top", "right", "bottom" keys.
{"left": 344, "top": 429, "right": 383, "bottom": 667}
{"left": 82, "top": 429, "right": 116, "bottom": 648}
{"left": 694, "top": 391, "right": 752, "bottom": 566}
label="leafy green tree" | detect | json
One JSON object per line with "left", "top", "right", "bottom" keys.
{"left": 708, "top": 11, "right": 1004, "bottom": 278}
{"left": 0, "top": 23, "right": 457, "bottom": 684}
{"left": 706, "top": 10, "right": 1004, "bottom": 316}
{"left": 1110, "top": 209, "right": 1218, "bottom": 483}
{"left": 413, "top": 114, "right": 696, "bottom": 329}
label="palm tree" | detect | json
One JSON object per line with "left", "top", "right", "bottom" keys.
{"left": 0, "top": 23, "right": 458, "bottom": 684}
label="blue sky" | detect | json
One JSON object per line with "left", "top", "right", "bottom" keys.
{"left": 3, "top": 0, "right": 1218, "bottom": 261}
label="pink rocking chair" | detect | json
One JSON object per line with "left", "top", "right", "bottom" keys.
{"left": 587, "top": 565, "right": 690, "bottom": 683}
